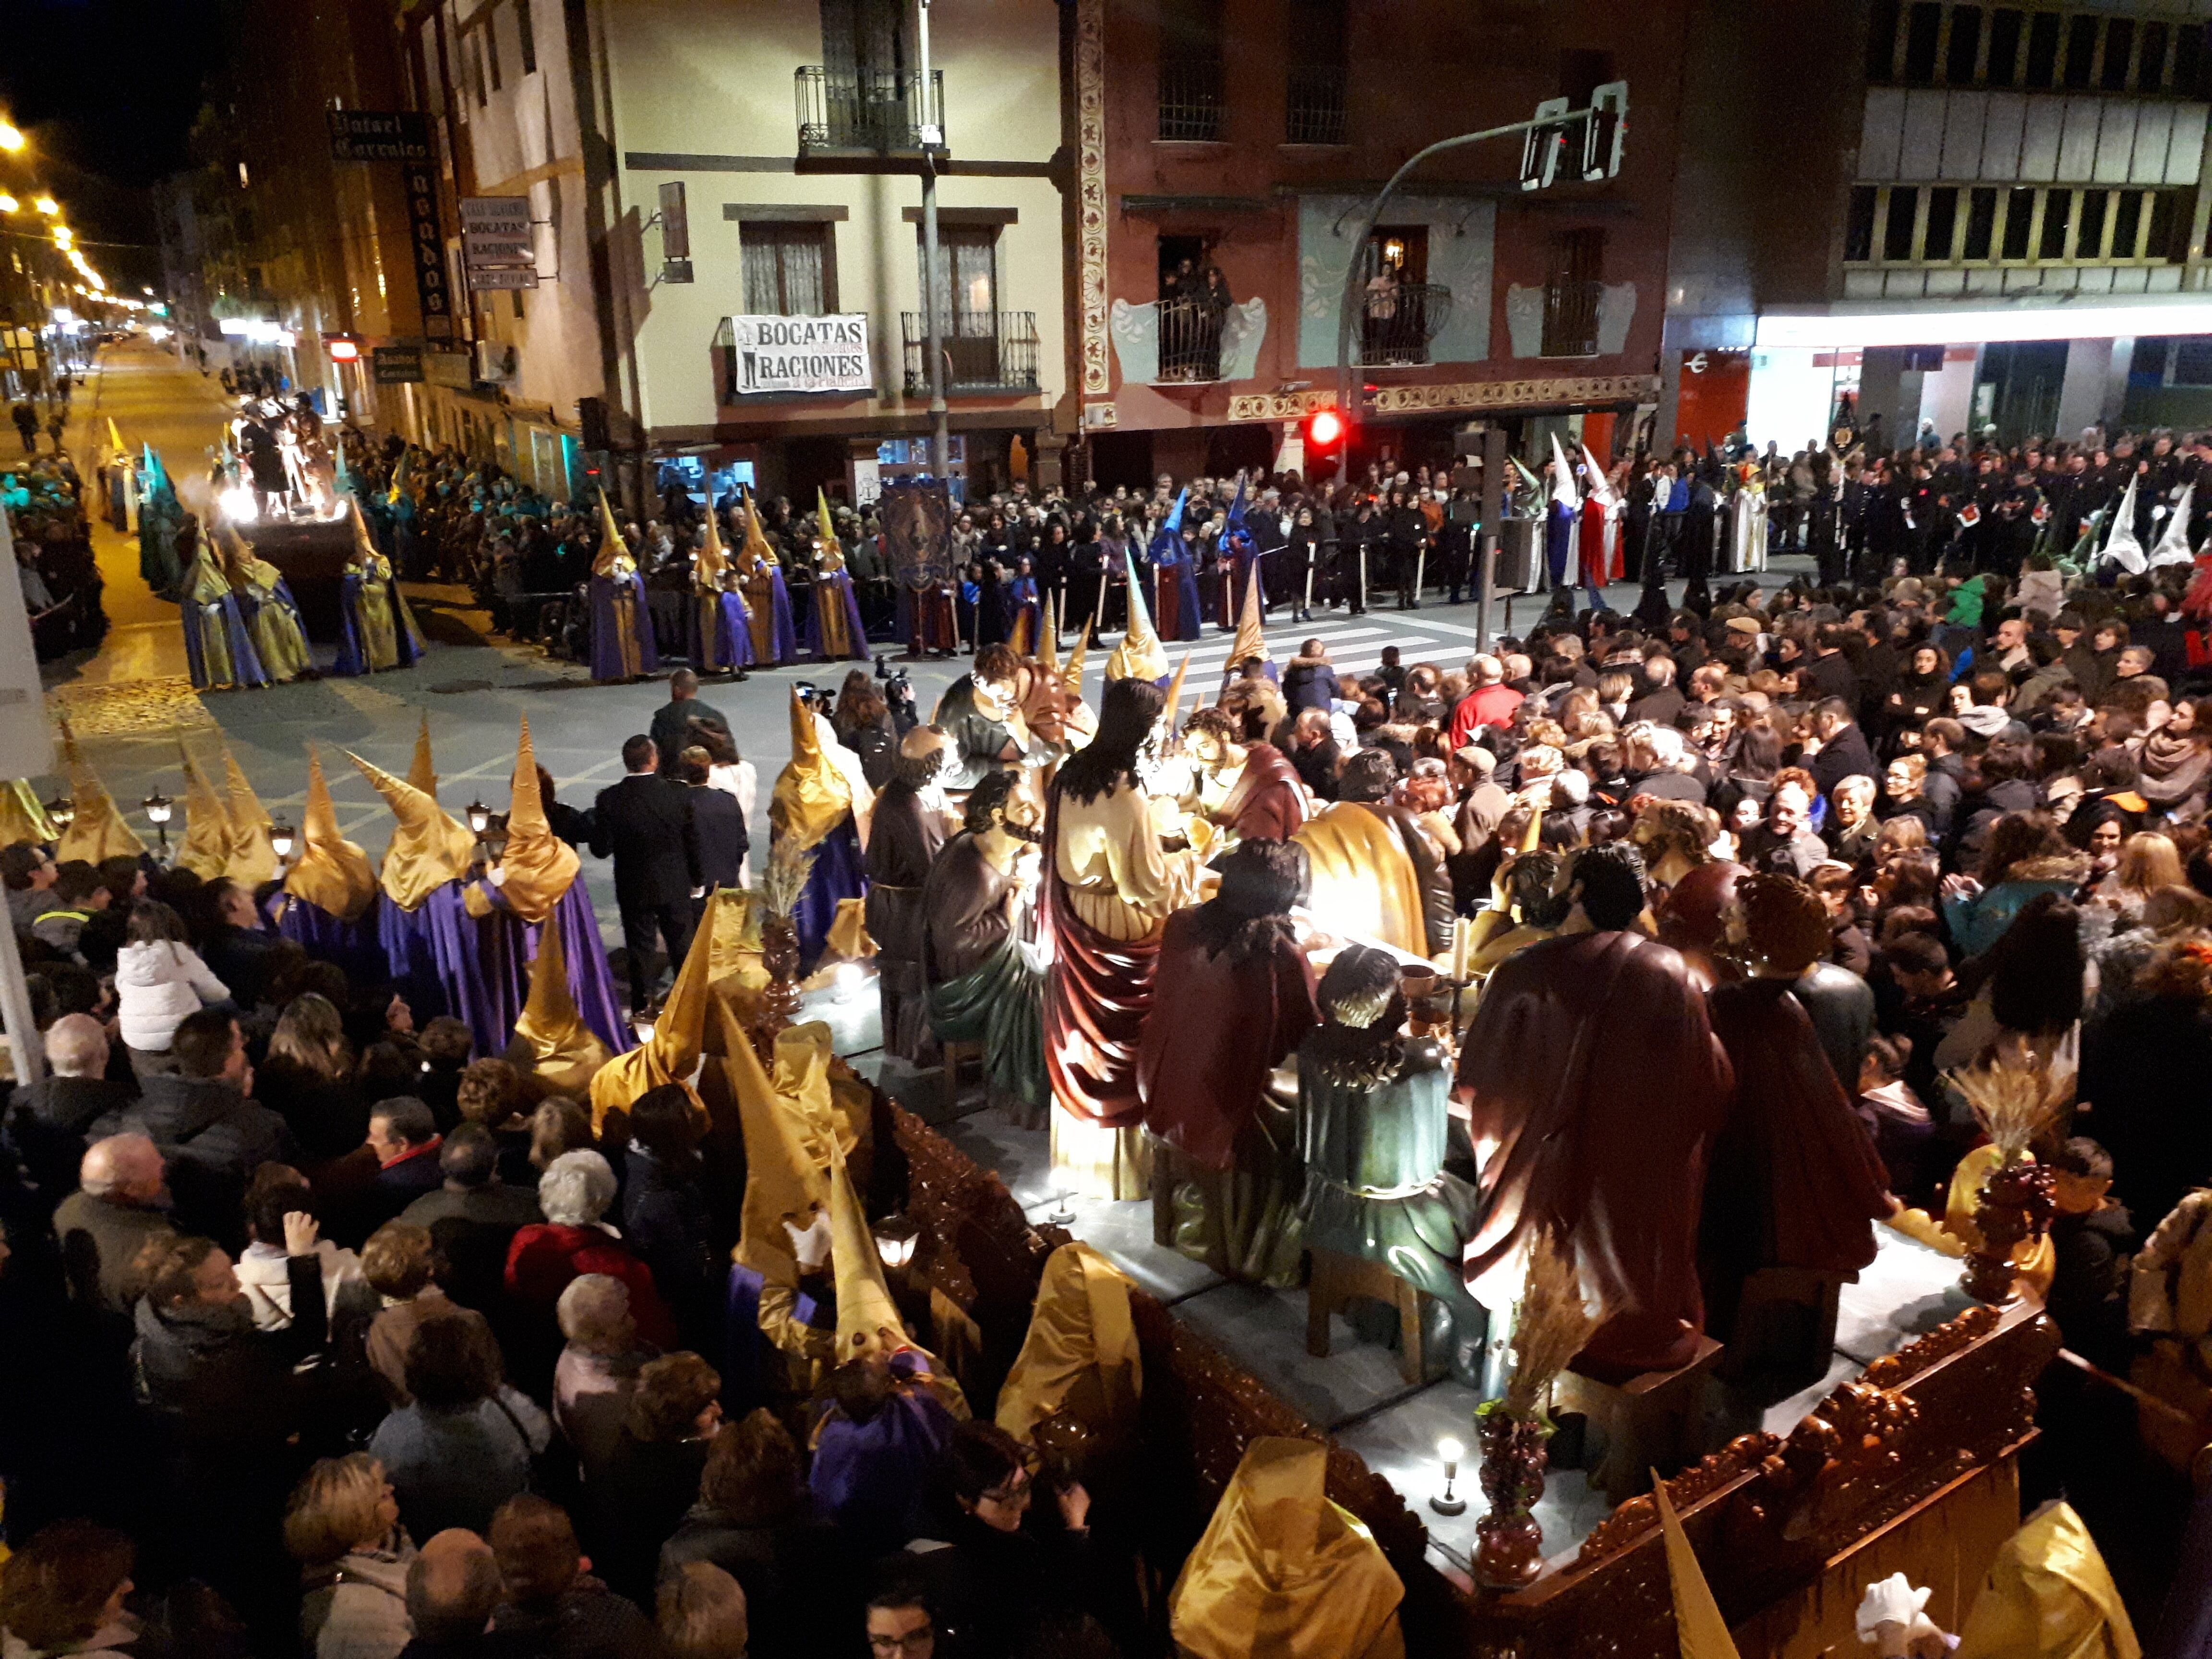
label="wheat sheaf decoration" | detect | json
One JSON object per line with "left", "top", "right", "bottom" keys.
{"left": 1505, "top": 1230, "right": 1601, "bottom": 1419}
{"left": 758, "top": 837, "right": 817, "bottom": 922}
{"left": 1945, "top": 1037, "right": 2074, "bottom": 1168}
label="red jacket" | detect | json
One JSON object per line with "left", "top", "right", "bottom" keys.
{"left": 1447, "top": 683, "right": 1524, "bottom": 749}
{"left": 504, "top": 1224, "right": 678, "bottom": 1349}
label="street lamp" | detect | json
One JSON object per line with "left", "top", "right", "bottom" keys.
{"left": 0, "top": 195, "right": 17, "bottom": 215}
{"left": 465, "top": 798, "right": 493, "bottom": 837}
{"left": 142, "top": 790, "right": 173, "bottom": 860}
{"left": 0, "top": 122, "right": 24, "bottom": 153}
{"left": 32, "top": 196, "right": 58, "bottom": 217}
{"left": 269, "top": 817, "right": 297, "bottom": 865}
{"left": 42, "top": 793, "right": 74, "bottom": 832}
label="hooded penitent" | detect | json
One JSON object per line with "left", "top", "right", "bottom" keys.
{"left": 175, "top": 743, "right": 231, "bottom": 880}
{"left": 220, "top": 746, "right": 280, "bottom": 886}
{"left": 486, "top": 717, "right": 578, "bottom": 926}
{"left": 344, "top": 751, "right": 478, "bottom": 912}
{"left": 1105, "top": 551, "right": 1168, "bottom": 683}
{"left": 284, "top": 747, "right": 377, "bottom": 922}
{"left": 770, "top": 686, "right": 860, "bottom": 854}
{"left": 512, "top": 923, "right": 613, "bottom": 1096}
{"left": 54, "top": 719, "right": 145, "bottom": 864}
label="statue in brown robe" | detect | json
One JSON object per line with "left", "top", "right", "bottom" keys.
{"left": 1457, "top": 843, "right": 1734, "bottom": 1379}
{"left": 866, "top": 729, "right": 953, "bottom": 1063}
{"left": 1184, "top": 707, "right": 1309, "bottom": 845}
{"left": 1138, "top": 840, "right": 1320, "bottom": 1284}
{"left": 923, "top": 771, "right": 1047, "bottom": 1123}
{"left": 1698, "top": 873, "right": 1890, "bottom": 1339}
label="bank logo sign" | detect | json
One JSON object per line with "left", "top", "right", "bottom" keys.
{"left": 725, "top": 314, "right": 871, "bottom": 396}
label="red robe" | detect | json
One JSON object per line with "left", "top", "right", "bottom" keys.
{"left": 1211, "top": 744, "right": 1309, "bottom": 843}
{"left": 1138, "top": 909, "right": 1319, "bottom": 1170}
{"left": 1458, "top": 930, "right": 1732, "bottom": 1378}
{"left": 1699, "top": 979, "right": 1890, "bottom": 1334}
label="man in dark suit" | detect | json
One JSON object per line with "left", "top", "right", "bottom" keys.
{"left": 649, "top": 669, "right": 731, "bottom": 776}
{"left": 592, "top": 734, "right": 703, "bottom": 1014}
{"left": 675, "top": 749, "right": 749, "bottom": 902}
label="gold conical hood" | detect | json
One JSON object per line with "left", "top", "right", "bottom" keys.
{"left": 1163, "top": 653, "right": 1192, "bottom": 731}
{"left": 770, "top": 687, "right": 852, "bottom": 853}
{"left": 696, "top": 500, "right": 730, "bottom": 587}
{"left": 1062, "top": 617, "right": 1093, "bottom": 701}
{"left": 816, "top": 487, "right": 839, "bottom": 553}
{"left": 495, "top": 716, "right": 578, "bottom": 924}
{"left": 740, "top": 494, "right": 779, "bottom": 566}
{"left": 587, "top": 886, "right": 739, "bottom": 1130}
{"left": 1228, "top": 565, "right": 1271, "bottom": 667}
{"left": 513, "top": 924, "right": 613, "bottom": 1095}
{"left": 1036, "top": 593, "right": 1060, "bottom": 676}
{"left": 830, "top": 1138, "right": 906, "bottom": 1362}
{"left": 345, "top": 750, "right": 478, "bottom": 911}
{"left": 721, "top": 1006, "right": 841, "bottom": 1281}
{"left": 349, "top": 494, "right": 380, "bottom": 563}
{"left": 407, "top": 712, "right": 437, "bottom": 798}
{"left": 1656, "top": 1478, "right": 1743, "bottom": 1659}
{"left": 285, "top": 746, "right": 377, "bottom": 921}
{"left": 53, "top": 719, "right": 144, "bottom": 864}
{"left": 0, "top": 780, "right": 55, "bottom": 847}
{"left": 175, "top": 743, "right": 230, "bottom": 879}
{"left": 1105, "top": 551, "right": 1167, "bottom": 682}
{"left": 220, "top": 747, "right": 279, "bottom": 886}
{"left": 594, "top": 489, "right": 630, "bottom": 577}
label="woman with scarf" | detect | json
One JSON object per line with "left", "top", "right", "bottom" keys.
{"left": 2137, "top": 696, "right": 2211, "bottom": 819}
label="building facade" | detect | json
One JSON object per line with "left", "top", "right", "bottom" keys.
{"left": 1072, "top": 0, "right": 1685, "bottom": 486}
{"left": 1665, "top": 0, "right": 2212, "bottom": 451}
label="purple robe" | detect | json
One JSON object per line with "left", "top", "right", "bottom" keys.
{"left": 688, "top": 590, "right": 754, "bottom": 673}
{"left": 788, "top": 818, "right": 864, "bottom": 970}
{"left": 277, "top": 895, "right": 387, "bottom": 982}
{"left": 182, "top": 588, "right": 268, "bottom": 690}
{"left": 588, "top": 570, "right": 660, "bottom": 682}
{"left": 805, "top": 569, "right": 870, "bottom": 661}
{"left": 808, "top": 1360, "right": 958, "bottom": 1553}
{"left": 473, "top": 879, "right": 637, "bottom": 1059}
{"left": 376, "top": 884, "right": 502, "bottom": 1037}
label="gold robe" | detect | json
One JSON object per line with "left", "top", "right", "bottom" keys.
{"left": 742, "top": 553, "right": 779, "bottom": 664}
{"left": 237, "top": 561, "right": 312, "bottom": 682}
{"left": 187, "top": 553, "right": 239, "bottom": 687}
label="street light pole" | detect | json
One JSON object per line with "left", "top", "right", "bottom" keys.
{"left": 916, "top": 0, "right": 950, "bottom": 487}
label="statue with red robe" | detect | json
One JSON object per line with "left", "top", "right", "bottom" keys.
{"left": 1698, "top": 872, "right": 1891, "bottom": 1339}
{"left": 1457, "top": 843, "right": 1734, "bottom": 1378}
{"left": 1138, "top": 839, "right": 1320, "bottom": 1284}
{"left": 1182, "top": 707, "right": 1307, "bottom": 846}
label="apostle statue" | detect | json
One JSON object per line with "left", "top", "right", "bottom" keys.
{"left": 923, "top": 769, "right": 1048, "bottom": 1126}
{"left": 587, "top": 489, "right": 657, "bottom": 683}
{"left": 1181, "top": 706, "right": 1306, "bottom": 846}
{"left": 865, "top": 725, "right": 954, "bottom": 1063}
{"left": 1139, "top": 838, "right": 1319, "bottom": 1284}
{"left": 1295, "top": 749, "right": 1454, "bottom": 960}
{"left": 1457, "top": 842, "right": 1734, "bottom": 1378}
{"left": 222, "top": 527, "right": 313, "bottom": 683}
{"left": 1042, "top": 675, "right": 1198, "bottom": 1198}
{"left": 1698, "top": 872, "right": 1890, "bottom": 1339}
{"left": 806, "top": 490, "right": 871, "bottom": 662}
{"left": 688, "top": 503, "right": 753, "bottom": 680}
{"left": 1015, "top": 598, "right": 1096, "bottom": 769}
{"left": 181, "top": 531, "right": 268, "bottom": 691}
{"left": 1297, "top": 943, "right": 1484, "bottom": 1384}
{"left": 738, "top": 495, "right": 800, "bottom": 668}
{"left": 932, "top": 642, "right": 1030, "bottom": 791}
{"left": 334, "top": 500, "right": 425, "bottom": 675}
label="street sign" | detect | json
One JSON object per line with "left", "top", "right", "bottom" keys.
{"left": 424, "top": 352, "right": 475, "bottom": 388}
{"left": 328, "top": 110, "right": 432, "bottom": 164}
{"left": 461, "top": 197, "right": 533, "bottom": 266}
{"left": 373, "top": 345, "right": 424, "bottom": 384}
{"left": 466, "top": 266, "right": 541, "bottom": 291}
{"left": 402, "top": 162, "right": 454, "bottom": 342}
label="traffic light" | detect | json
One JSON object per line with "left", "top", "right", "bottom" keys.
{"left": 1519, "top": 97, "right": 1572, "bottom": 191}
{"left": 1582, "top": 82, "right": 1628, "bottom": 181}
{"left": 1302, "top": 406, "right": 1346, "bottom": 474}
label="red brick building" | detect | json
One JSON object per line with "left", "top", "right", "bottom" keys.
{"left": 1065, "top": 0, "right": 1689, "bottom": 486}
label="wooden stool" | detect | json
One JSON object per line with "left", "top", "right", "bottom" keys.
{"left": 1720, "top": 1267, "right": 1851, "bottom": 1388}
{"left": 1306, "top": 1247, "right": 1427, "bottom": 1388}
{"left": 1554, "top": 1335, "right": 1723, "bottom": 1503}
{"left": 938, "top": 1040, "right": 983, "bottom": 1112}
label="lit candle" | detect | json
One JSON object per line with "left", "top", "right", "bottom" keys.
{"left": 1450, "top": 915, "right": 1473, "bottom": 982}
{"left": 1431, "top": 1435, "right": 1467, "bottom": 1516}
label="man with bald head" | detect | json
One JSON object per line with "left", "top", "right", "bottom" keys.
{"left": 52, "top": 1134, "right": 171, "bottom": 1313}
{"left": 2, "top": 1012, "right": 134, "bottom": 1201}
{"left": 403, "top": 1528, "right": 503, "bottom": 1656}
{"left": 649, "top": 667, "right": 731, "bottom": 777}
{"left": 866, "top": 724, "right": 955, "bottom": 1061}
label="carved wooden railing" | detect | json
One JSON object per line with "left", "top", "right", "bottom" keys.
{"left": 883, "top": 1102, "right": 2061, "bottom": 1658}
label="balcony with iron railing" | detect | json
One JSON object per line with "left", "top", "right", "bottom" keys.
{"left": 1285, "top": 64, "right": 1347, "bottom": 144}
{"left": 1539, "top": 278, "right": 1602, "bottom": 357}
{"left": 1358, "top": 280, "right": 1452, "bottom": 366}
{"left": 1159, "top": 58, "right": 1224, "bottom": 141}
{"left": 900, "top": 312, "right": 1040, "bottom": 395}
{"left": 796, "top": 67, "right": 947, "bottom": 155}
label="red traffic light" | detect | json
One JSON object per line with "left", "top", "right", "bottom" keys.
{"left": 1304, "top": 407, "right": 1345, "bottom": 450}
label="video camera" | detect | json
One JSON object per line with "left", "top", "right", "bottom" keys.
{"left": 875, "top": 654, "right": 919, "bottom": 735}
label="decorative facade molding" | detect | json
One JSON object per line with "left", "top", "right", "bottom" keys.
{"left": 1225, "top": 388, "right": 1339, "bottom": 423}
{"left": 1367, "top": 373, "right": 1661, "bottom": 415}
{"left": 1082, "top": 402, "right": 1118, "bottom": 429}
{"left": 1075, "top": 0, "right": 1110, "bottom": 397}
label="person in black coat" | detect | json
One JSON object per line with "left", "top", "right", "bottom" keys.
{"left": 1805, "top": 698, "right": 1879, "bottom": 800}
{"left": 591, "top": 735, "right": 703, "bottom": 1015}
{"left": 588, "top": 1352, "right": 723, "bottom": 1607}
{"left": 649, "top": 670, "right": 732, "bottom": 776}
{"left": 676, "top": 750, "right": 749, "bottom": 900}
{"left": 1, "top": 1013, "right": 134, "bottom": 1209}
{"left": 621, "top": 1086, "right": 719, "bottom": 1352}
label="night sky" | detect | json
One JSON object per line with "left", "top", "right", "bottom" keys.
{"left": 0, "top": 0, "right": 230, "bottom": 288}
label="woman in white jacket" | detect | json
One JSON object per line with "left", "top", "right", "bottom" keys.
{"left": 113, "top": 900, "right": 229, "bottom": 1071}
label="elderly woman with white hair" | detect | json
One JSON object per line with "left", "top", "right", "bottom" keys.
{"left": 553, "top": 1274, "right": 655, "bottom": 1478}
{"left": 504, "top": 1150, "right": 678, "bottom": 1354}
